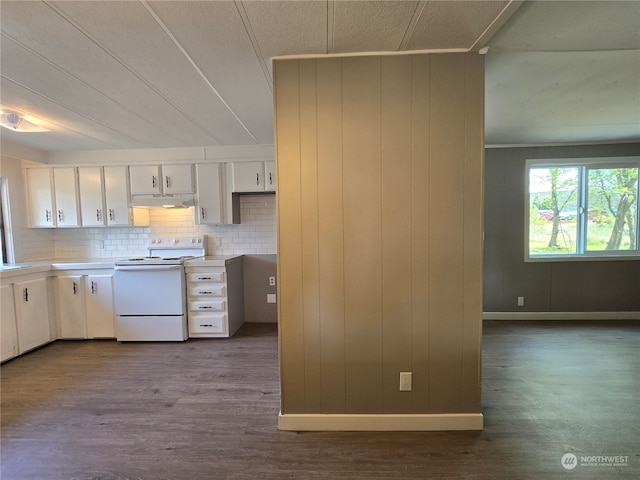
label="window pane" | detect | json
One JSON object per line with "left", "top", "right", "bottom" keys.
{"left": 586, "top": 167, "right": 638, "bottom": 251}
{"left": 529, "top": 167, "right": 579, "bottom": 255}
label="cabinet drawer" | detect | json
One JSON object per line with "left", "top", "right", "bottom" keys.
{"left": 190, "top": 314, "right": 227, "bottom": 334}
{"left": 190, "top": 299, "right": 226, "bottom": 312}
{"left": 189, "top": 284, "right": 226, "bottom": 297}
{"left": 188, "top": 271, "right": 225, "bottom": 282}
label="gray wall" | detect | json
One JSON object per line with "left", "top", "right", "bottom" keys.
{"left": 484, "top": 143, "right": 640, "bottom": 312}
{"left": 242, "top": 254, "right": 277, "bottom": 323}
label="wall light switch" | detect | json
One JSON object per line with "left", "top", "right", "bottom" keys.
{"left": 517, "top": 296, "right": 525, "bottom": 307}
{"left": 267, "top": 293, "right": 277, "bottom": 304}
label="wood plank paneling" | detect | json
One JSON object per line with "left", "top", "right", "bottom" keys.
{"left": 428, "top": 54, "right": 466, "bottom": 413}
{"left": 342, "top": 56, "right": 383, "bottom": 413}
{"left": 274, "top": 59, "right": 305, "bottom": 413}
{"left": 316, "top": 58, "right": 347, "bottom": 412}
{"left": 410, "top": 54, "right": 431, "bottom": 411}
{"left": 462, "top": 54, "right": 485, "bottom": 412}
{"left": 275, "top": 52, "right": 484, "bottom": 419}
{"left": 299, "top": 60, "right": 322, "bottom": 412}
{"left": 380, "top": 55, "right": 413, "bottom": 413}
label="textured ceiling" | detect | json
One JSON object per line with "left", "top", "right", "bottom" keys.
{"left": 0, "top": 0, "right": 638, "bottom": 153}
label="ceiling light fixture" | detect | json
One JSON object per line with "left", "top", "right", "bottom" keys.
{"left": 0, "top": 110, "right": 49, "bottom": 132}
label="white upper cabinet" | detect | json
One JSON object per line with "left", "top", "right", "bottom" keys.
{"left": 104, "top": 166, "right": 149, "bottom": 227}
{"left": 78, "top": 167, "right": 106, "bottom": 227}
{"left": 27, "top": 168, "right": 55, "bottom": 227}
{"left": 129, "top": 164, "right": 194, "bottom": 195}
{"left": 129, "top": 165, "right": 161, "bottom": 195}
{"left": 27, "top": 167, "right": 80, "bottom": 228}
{"left": 104, "top": 166, "right": 130, "bottom": 226}
{"left": 232, "top": 161, "right": 275, "bottom": 192}
{"left": 162, "top": 164, "right": 194, "bottom": 194}
{"left": 195, "top": 163, "right": 228, "bottom": 225}
{"left": 53, "top": 167, "right": 80, "bottom": 227}
{"left": 265, "top": 161, "right": 276, "bottom": 191}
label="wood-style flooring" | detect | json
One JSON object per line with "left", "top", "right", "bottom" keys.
{"left": 1, "top": 321, "right": 638, "bottom": 479}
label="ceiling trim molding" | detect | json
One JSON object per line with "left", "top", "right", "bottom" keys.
{"left": 272, "top": 48, "right": 470, "bottom": 61}
{"left": 469, "top": 0, "right": 525, "bottom": 52}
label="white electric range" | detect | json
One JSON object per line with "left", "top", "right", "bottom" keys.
{"left": 113, "top": 235, "right": 206, "bottom": 341}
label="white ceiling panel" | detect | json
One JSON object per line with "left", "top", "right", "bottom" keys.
{"left": 50, "top": 0, "right": 254, "bottom": 146}
{"left": 0, "top": 36, "right": 189, "bottom": 149}
{"left": 332, "top": 1, "right": 419, "bottom": 53}
{"left": 488, "top": 0, "right": 640, "bottom": 52}
{"left": 406, "top": 1, "right": 511, "bottom": 50}
{"left": 148, "top": 0, "right": 275, "bottom": 144}
{"left": 0, "top": 0, "right": 638, "bottom": 152}
{"left": 485, "top": 51, "right": 640, "bottom": 144}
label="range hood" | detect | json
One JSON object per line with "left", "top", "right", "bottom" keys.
{"left": 129, "top": 194, "right": 195, "bottom": 208}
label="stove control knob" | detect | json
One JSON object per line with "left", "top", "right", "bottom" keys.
{"left": 191, "top": 238, "right": 196, "bottom": 243}
{"left": 173, "top": 238, "right": 179, "bottom": 244}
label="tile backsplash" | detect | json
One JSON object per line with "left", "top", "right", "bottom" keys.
{"left": 51, "top": 194, "right": 276, "bottom": 259}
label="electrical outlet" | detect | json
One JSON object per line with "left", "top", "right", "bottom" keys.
{"left": 517, "top": 296, "right": 525, "bottom": 307}
{"left": 399, "top": 372, "right": 412, "bottom": 392}
{"left": 269, "top": 276, "right": 276, "bottom": 286}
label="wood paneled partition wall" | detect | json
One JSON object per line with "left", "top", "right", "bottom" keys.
{"left": 274, "top": 53, "right": 484, "bottom": 431}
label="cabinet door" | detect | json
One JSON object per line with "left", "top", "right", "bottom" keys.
{"left": 162, "top": 164, "right": 194, "bottom": 194}
{"left": 232, "top": 162, "right": 265, "bottom": 192}
{"left": 195, "top": 163, "right": 225, "bottom": 225}
{"left": 57, "top": 275, "right": 86, "bottom": 339}
{"left": 78, "top": 167, "right": 106, "bottom": 227}
{"left": 14, "top": 277, "right": 51, "bottom": 353}
{"left": 85, "top": 274, "right": 115, "bottom": 338}
{"left": 265, "top": 161, "right": 276, "bottom": 191}
{"left": 27, "top": 168, "right": 55, "bottom": 227}
{"left": 105, "top": 166, "right": 130, "bottom": 226}
{"left": 1, "top": 284, "right": 18, "bottom": 361}
{"left": 129, "top": 165, "right": 161, "bottom": 195}
{"left": 53, "top": 167, "right": 80, "bottom": 227}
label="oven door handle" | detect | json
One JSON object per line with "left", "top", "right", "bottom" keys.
{"left": 115, "top": 265, "right": 183, "bottom": 271}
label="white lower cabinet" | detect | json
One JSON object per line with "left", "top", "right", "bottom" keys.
{"left": 56, "top": 271, "right": 115, "bottom": 339}
{"left": 85, "top": 274, "right": 115, "bottom": 338}
{"left": 57, "top": 275, "right": 86, "bottom": 338}
{"left": 1, "top": 284, "right": 19, "bottom": 362}
{"left": 185, "top": 257, "right": 244, "bottom": 338}
{"left": 13, "top": 277, "right": 53, "bottom": 354}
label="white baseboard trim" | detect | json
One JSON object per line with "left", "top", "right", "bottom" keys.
{"left": 483, "top": 311, "right": 640, "bottom": 320}
{"left": 278, "top": 413, "right": 483, "bottom": 432}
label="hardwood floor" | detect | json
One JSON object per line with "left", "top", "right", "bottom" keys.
{"left": 1, "top": 321, "right": 638, "bottom": 479}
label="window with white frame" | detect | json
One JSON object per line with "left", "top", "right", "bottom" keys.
{"left": 526, "top": 157, "right": 639, "bottom": 260}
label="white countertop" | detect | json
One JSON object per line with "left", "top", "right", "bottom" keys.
{"left": 185, "top": 255, "right": 243, "bottom": 267}
{"left": 0, "top": 258, "right": 116, "bottom": 279}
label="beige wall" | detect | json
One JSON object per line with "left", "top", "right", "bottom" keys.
{"left": 274, "top": 53, "right": 484, "bottom": 417}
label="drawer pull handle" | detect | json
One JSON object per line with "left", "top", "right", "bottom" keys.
{"left": 200, "top": 324, "right": 213, "bottom": 327}
{"left": 198, "top": 291, "right": 213, "bottom": 294}
{"left": 199, "top": 306, "right": 213, "bottom": 309}
{"left": 198, "top": 276, "right": 212, "bottom": 280}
